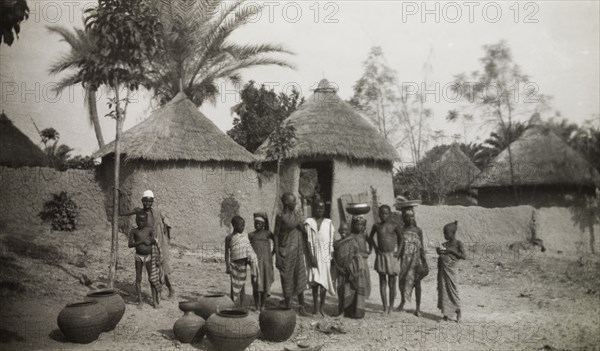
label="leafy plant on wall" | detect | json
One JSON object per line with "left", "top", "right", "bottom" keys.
{"left": 39, "top": 191, "right": 79, "bottom": 231}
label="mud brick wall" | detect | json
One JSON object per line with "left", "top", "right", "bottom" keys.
{"left": 0, "top": 166, "right": 109, "bottom": 228}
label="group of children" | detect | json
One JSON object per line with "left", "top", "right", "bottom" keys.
{"left": 223, "top": 193, "right": 466, "bottom": 322}
{"left": 124, "top": 189, "right": 464, "bottom": 321}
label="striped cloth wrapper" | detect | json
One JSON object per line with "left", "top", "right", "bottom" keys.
{"left": 150, "top": 244, "right": 163, "bottom": 293}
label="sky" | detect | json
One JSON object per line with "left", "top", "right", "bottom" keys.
{"left": 1, "top": 0, "right": 599, "bottom": 161}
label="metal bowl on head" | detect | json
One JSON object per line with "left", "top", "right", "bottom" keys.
{"left": 346, "top": 203, "right": 371, "bottom": 215}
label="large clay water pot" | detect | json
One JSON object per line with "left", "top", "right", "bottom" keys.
{"left": 57, "top": 301, "right": 108, "bottom": 344}
{"left": 173, "top": 301, "right": 205, "bottom": 343}
{"left": 259, "top": 307, "right": 296, "bottom": 342}
{"left": 85, "top": 289, "right": 126, "bottom": 331}
{"left": 194, "top": 294, "right": 235, "bottom": 319}
{"left": 205, "top": 309, "right": 259, "bottom": 351}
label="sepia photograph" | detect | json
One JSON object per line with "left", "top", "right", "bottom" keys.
{"left": 0, "top": 0, "right": 599, "bottom": 350}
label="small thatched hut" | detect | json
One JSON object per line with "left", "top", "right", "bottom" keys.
{"left": 255, "top": 79, "right": 400, "bottom": 226}
{"left": 427, "top": 143, "right": 480, "bottom": 205}
{"left": 472, "top": 125, "right": 600, "bottom": 208}
{"left": 95, "top": 93, "right": 273, "bottom": 246}
{"left": 0, "top": 112, "right": 48, "bottom": 167}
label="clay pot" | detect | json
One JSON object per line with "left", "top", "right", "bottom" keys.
{"left": 205, "top": 309, "right": 259, "bottom": 351}
{"left": 57, "top": 301, "right": 108, "bottom": 344}
{"left": 85, "top": 289, "right": 126, "bottom": 331}
{"left": 194, "top": 294, "right": 235, "bottom": 319}
{"left": 174, "top": 302, "right": 206, "bottom": 343}
{"left": 259, "top": 307, "right": 296, "bottom": 342}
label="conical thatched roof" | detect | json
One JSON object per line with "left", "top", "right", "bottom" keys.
{"left": 430, "top": 144, "right": 480, "bottom": 191}
{"left": 472, "top": 126, "right": 600, "bottom": 188}
{"left": 255, "top": 79, "right": 399, "bottom": 163}
{"left": 95, "top": 93, "right": 255, "bottom": 163}
{"left": 0, "top": 112, "right": 48, "bottom": 167}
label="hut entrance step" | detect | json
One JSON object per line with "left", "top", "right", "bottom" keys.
{"left": 298, "top": 161, "right": 334, "bottom": 217}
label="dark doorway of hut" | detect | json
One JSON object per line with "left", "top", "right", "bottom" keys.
{"left": 299, "top": 161, "right": 334, "bottom": 218}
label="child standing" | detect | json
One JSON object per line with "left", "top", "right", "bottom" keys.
{"left": 128, "top": 212, "right": 161, "bottom": 308}
{"left": 248, "top": 212, "right": 274, "bottom": 311}
{"left": 437, "top": 221, "right": 466, "bottom": 322}
{"left": 305, "top": 198, "right": 336, "bottom": 317}
{"left": 368, "top": 205, "right": 403, "bottom": 316}
{"left": 225, "top": 216, "right": 259, "bottom": 307}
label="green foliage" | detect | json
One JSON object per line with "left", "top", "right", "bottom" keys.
{"left": 47, "top": 26, "right": 105, "bottom": 148}
{"left": 39, "top": 191, "right": 79, "bottom": 231}
{"left": 0, "top": 0, "right": 29, "bottom": 46}
{"left": 349, "top": 46, "right": 400, "bottom": 141}
{"left": 265, "top": 122, "right": 297, "bottom": 162}
{"left": 67, "top": 155, "right": 96, "bottom": 170}
{"left": 227, "top": 81, "right": 303, "bottom": 153}
{"left": 83, "top": 0, "right": 164, "bottom": 91}
{"left": 40, "top": 128, "right": 59, "bottom": 146}
{"left": 148, "top": 0, "right": 295, "bottom": 107}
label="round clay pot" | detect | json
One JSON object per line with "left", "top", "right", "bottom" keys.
{"left": 85, "top": 289, "right": 126, "bottom": 331}
{"left": 57, "top": 301, "right": 108, "bottom": 344}
{"left": 259, "top": 307, "right": 296, "bottom": 342}
{"left": 173, "top": 307, "right": 206, "bottom": 344}
{"left": 205, "top": 309, "right": 259, "bottom": 351}
{"left": 194, "top": 294, "right": 235, "bottom": 319}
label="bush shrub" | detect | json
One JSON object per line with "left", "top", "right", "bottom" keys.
{"left": 38, "top": 191, "right": 79, "bottom": 231}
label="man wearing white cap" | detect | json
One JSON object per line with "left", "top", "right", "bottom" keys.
{"left": 121, "top": 190, "right": 174, "bottom": 298}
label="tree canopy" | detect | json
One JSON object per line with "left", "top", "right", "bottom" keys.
{"left": 227, "top": 81, "right": 303, "bottom": 153}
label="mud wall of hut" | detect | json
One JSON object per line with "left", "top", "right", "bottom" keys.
{"left": 331, "top": 159, "right": 395, "bottom": 228}
{"left": 0, "top": 166, "right": 109, "bottom": 229}
{"left": 105, "top": 159, "right": 278, "bottom": 249}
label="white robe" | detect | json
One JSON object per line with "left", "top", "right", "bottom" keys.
{"left": 305, "top": 218, "right": 336, "bottom": 295}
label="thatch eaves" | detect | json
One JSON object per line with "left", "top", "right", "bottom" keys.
{"left": 94, "top": 93, "right": 255, "bottom": 164}
{"left": 472, "top": 126, "right": 600, "bottom": 188}
{"left": 0, "top": 112, "right": 48, "bottom": 167}
{"left": 254, "top": 79, "right": 400, "bottom": 163}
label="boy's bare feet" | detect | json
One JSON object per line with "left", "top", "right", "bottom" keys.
{"left": 298, "top": 306, "right": 312, "bottom": 317}
{"left": 456, "top": 310, "right": 461, "bottom": 323}
{"left": 168, "top": 288, "right": 175, "bottom": 299}
{"left": 442, "top": 316, "right": 448, "bottom": 322}
{"left": 413, "top": 310, "right": 421, "bottom": 317}
{"left": 395, "top": 302, "right": 405, "bottom": 312}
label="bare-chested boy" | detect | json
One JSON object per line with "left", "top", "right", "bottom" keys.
{"left": 368, "top": 205, "right": 403, "bottom": 316}
{"left": 128, "top": 212, "right": 160, "bottom": 308}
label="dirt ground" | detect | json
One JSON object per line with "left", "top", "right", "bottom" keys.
{"left": 0, "top": 225, "right": 599, "bottom": 351}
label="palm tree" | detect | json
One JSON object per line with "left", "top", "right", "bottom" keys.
{"left": 149, "top": 0, "right": 295, "bottom": 107}
{"left": 47, "top": 25, "right": 105, "bottom": 148}
{"left": 474, "top": 121, "right": 529, "bottom": 167}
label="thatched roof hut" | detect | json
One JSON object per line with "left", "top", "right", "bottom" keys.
{"left": 95, "top": 93, "right": 270, "bottom": 246}
{"left": 95, "top": 92, "right": 255, "bottom": 163}
{"left": 0, "top": 112, "right": 48, "bottom": 167}
{"left": 431, "top": 143, "right": 480, "bottom": 191}
{"left": 255, "top": 79, "right": 400, "bottom": 226}
{"left": 255, "top": 79, "right": 399, "bottom": 162}
{"left": 472, "top": 125, "right": 600, "bottom": 207}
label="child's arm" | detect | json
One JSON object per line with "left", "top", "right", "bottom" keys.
{"left": 394, "top": 224, "right": 404, "bottom": 258}
{"left": 269, "top": 231, "right": 276, "bottom": 256}
{"left": 120, "top": 207, "right": 141, "bottom": 217}
{"left": 368, "top": 225, "right": 378, "bottom": 253}
{"left": 128, "top": 230, "right": 136, "bottom": 248}
{"left": 224, "top": 235, "right": 231, "bottom": 274}
{"left": 417, "top": 228, "right": 427, "bottom": 258}
{"left": 446, "top": 241, "right": 466, "bottom": 260}
{"left": 273, "top": 215, "right": 281, "bottom": 264}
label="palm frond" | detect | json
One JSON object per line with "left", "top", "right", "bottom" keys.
{"left": 220, "top": 43, "right": 295, "bottom": 59}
